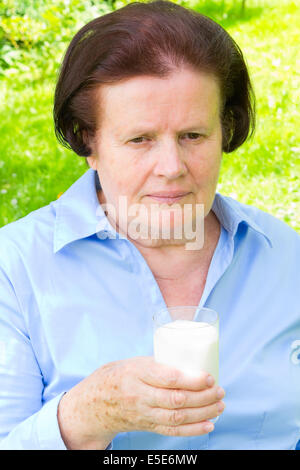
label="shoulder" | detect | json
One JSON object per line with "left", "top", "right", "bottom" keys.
{"left": 0, "top": 202, "right": 57, "bottom": 269}
{"left": 222, "top": 195, "right": 300, "bottom": 251}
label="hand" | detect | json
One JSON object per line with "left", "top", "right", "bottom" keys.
{"left": 57, "top": 356, "right": 225, "bottom": 449}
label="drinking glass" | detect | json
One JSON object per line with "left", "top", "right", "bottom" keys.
{"left": 153, "top": 306, "right": 219, "bottom": 423}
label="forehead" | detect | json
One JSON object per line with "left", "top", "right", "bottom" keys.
{"left": 96, "top": 67, "right": 221, "bottom": 132}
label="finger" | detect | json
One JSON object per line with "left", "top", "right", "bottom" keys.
{"left": 149, "top": 401, "right": 225, "bottom": 428}
{"left": 150, "top": 420, "right": 215, "bottom": 437}
{"left": 139, "top": 359, "right": 214, "bottom": 391}
{"left": 147, "top": 385, "right": 225, "bottom": 409}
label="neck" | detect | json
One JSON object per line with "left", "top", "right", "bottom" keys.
{"left": 96, "top": 188, "right": 221, "bottom": 281}
{"left": 128, "top": 210, "right": 221, "bottom": 281}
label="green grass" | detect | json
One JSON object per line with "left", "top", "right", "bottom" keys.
{"left": 0, "top": 0, "right": 299, "bottom": 231}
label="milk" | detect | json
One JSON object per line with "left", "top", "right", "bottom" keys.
{"left": 154, "top": 319, "right": 219, "bottom": 383}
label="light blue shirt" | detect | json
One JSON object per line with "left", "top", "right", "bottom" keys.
{"left": 0, "top": 168, "right": 299, "bottom": 450}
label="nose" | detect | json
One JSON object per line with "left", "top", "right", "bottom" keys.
{"left": 153, "top": 139, "right": 187, "bottom": 180}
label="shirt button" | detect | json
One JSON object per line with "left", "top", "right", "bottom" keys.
{"left": 97, "top": 230, "right": 108, "bottom": 240}
{"left": 290, "top": 340, "right": 300, "bottom": 365}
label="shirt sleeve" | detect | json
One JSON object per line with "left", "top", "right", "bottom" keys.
{"left": 0, "top": 263, "right": 114, "bottom": 450}
{"left": 0, "top": 264, "right": 68, "bottom": 450}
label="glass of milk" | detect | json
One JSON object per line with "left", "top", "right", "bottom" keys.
{"left": 153, "top": 306, "right": 219, "bottom": 423}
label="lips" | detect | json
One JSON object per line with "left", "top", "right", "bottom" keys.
{"left": 146, "top": 192, "right": 191, "bottom": 204}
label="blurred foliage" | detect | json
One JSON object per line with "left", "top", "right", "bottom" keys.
{"left": 0, "top": 0, "right": 112, "bottom": 78}
{"left": 0, "top": 0, "right": 259, "bottom": 78}
{"left": 0, "top": 0, "right": 299, "bottom": 230}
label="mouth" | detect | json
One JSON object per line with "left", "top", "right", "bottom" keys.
{"left": 145, "top": 192, "right": 191, "bottom": 204}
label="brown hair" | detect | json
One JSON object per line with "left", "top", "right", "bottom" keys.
{"left": 53, "top": 0, "right": 256, "bottom": 157}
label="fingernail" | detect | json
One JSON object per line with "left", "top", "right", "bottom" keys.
{"left": 216, "top": 387, "right": 225, "bottom": 399}
{"left": 206, "top": 375, "right": 214, "bottom": 387}
{"left": 204, "top": 423, "right": 214, "bottom": 433}
{"left": 217, "top": 401, "right": 225, "bottom": 412}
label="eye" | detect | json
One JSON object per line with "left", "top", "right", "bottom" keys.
{"left": 182, "top": 133, "right": 203, "bottom": 140}
{"left": 130, "top": 136, "right": 149, "bottom": 144}
{"left": 129, "top": 133, "right": 204, "bottom": 144}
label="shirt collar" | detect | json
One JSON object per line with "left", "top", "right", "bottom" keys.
{"left": 52, "top": 169, "right": 272, "bottom": 253}
{"left": 52, "top": 169, "right": 117, "bottom": 253}
{"left": 212, "top": 193, "right": 273, "bottom": 247}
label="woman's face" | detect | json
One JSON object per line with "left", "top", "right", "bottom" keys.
{"left": 87, "top": 66, "right": 223, "bottom": 247}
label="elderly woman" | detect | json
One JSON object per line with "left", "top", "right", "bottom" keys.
{"left": 0, "top": 1, "right": 299, "bottom": 451}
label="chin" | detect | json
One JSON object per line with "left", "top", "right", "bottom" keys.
{"left": 127, "top": 234, "right": 189, "bottom": 249}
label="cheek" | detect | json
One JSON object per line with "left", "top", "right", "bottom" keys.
{"left": 190, "top": 155, "right": 221, "bottom": 184}
{"left": 197, "top": 140, "right": 222, "bottom": 174}
{"left": 101, "top": 158, "right": 145, "bottom": 201}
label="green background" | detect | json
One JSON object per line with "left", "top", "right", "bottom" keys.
{"left": 0, "top": 0, "right": 299, "bottom": 231}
